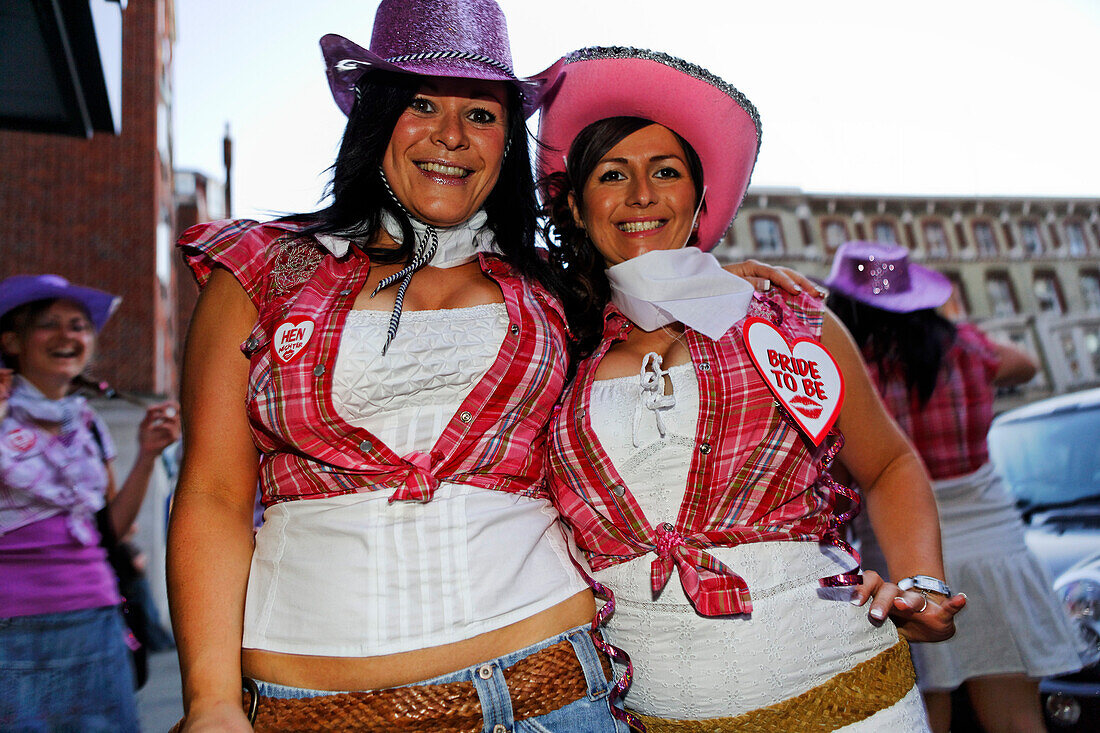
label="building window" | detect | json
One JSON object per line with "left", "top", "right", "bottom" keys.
{"left": 872, "top": 220, "right": 898, "bottom": 244}
{"left": 943, "top": 272, "right": 969, "bottom": 319}
{"left": 972, "top": 221, "right": 998, "bottom": 256}
{"left": 751, "top": 216, "right": 785, "bottom": 254}
{"left": 1065, "top": 222, "right": 1088, "bottom": 256}
{"left": 1081, "top": 271, "right": 1100, "bottom": 312}
{"left": 985, "top": 273, "right": 1017, "bottom": 317}
{"left": 1086, "top": 327, "right": 1100, "bottom": 378}
{"left": 1061, "top": 331, "right": 1083, "bottom": 381}
{"left": 1019, "top": 221, "right": 1043, "bottom": 256}
{"left": 922, "top": 221, "right": 949, "bottom": 258}
{"left": 822, "top": 220, "right": 848, "bottom": 251}
{"left": 1033, "top": 272, "right": 1064, "bottom": 315}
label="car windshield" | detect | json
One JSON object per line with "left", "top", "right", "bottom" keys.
{"left": 989, "top": 405, "right": 1100, "bottom": 509}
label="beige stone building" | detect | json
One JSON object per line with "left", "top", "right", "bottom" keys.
{"left": 714, "top": 188, "right": 1100, "bottom": 407}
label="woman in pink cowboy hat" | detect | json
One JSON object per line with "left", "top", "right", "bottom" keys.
{"left": 826, "top": 241, "right": 1088, "bottom": 733}
{"left": 536, "top": 47, "right": 966, "bottom": 731}
{"left": 0, "top": 274, "right": 180, "bottom": 730}
{"left": 166, "top": 2, "right": 807, "bottom": 731}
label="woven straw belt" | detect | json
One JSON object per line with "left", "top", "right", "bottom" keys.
{"left": 170, "top": 637, "right": 612, "bottom": 732}
{"left": 636, "top": 638, "right": 916, "bottom": 733}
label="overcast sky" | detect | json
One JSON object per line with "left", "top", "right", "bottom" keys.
{"left": 172, "top": 0, "right": 1100, "bottom": 222}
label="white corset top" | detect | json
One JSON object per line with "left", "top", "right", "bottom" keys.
{"left": 241, "top": 303, "right": 589, "bottom": 657}
{"left": 587, "top": 353, "right": 853, "bottom": 597}
{"left": 332, "top": 303, "right": 507, "bottom": 453}
{"left": 589, "top": 355, "right": 700, "bottom": 527}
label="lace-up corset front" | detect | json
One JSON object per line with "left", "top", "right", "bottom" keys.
{"left": 589, "top": 353, "right": 698, "bottom": 528}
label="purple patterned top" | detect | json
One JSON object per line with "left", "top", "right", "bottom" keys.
{"left": 0, "top": 384, "right": 122, "bottom": 617}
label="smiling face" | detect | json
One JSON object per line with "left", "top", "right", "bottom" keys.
{"left": 570, "top": 123, "right": 701, "bottom": 267}
{"left": 381, "top": 76, "right": 510, "bottom": 228}
{"left": 0, "top": 299, "right": 95, "bottom": 399}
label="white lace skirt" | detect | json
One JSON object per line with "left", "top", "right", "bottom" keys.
{"left": 855, "top": 463, "right": 1087, "bottom": 691}
{"left": 594, "top": 541, "right": 929, "bottom": 729}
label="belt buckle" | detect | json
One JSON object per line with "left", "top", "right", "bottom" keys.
{"left": 242, "top": 676, "right": 260, "bottom": 725}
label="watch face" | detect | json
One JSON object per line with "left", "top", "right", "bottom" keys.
{"left": 900, "top": 575, "right": 951, "bottom": 596}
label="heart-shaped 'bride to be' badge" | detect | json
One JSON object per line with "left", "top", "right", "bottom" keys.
{"left": 742, "top": 318, "right": 844, "bottom": 445}
{"left": 273, "top": 318, "right": 315, "bottom": 364}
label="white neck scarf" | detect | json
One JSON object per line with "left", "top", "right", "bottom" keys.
{"left": 314, "top": 210, "right": 498, "bottom": 268}
{"left": 606, "top": 247, "right": 754, "bottom": 341}
{"left": 8, "top": 374, "right": 87, "bottom": 435}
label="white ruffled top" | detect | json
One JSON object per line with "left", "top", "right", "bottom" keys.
{"left": 242, "top": 303, "right": 588, "bottom": 656}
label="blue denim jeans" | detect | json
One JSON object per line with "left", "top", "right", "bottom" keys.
{"left": 255, "top": 624, "right": 628, "bottom": 732}
{"left": 0, "top": 606, "right": 140, "bottom": 732}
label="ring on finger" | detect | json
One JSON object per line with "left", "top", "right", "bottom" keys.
{"left": 915, "top": 595, "right": 929, "bottom": 613}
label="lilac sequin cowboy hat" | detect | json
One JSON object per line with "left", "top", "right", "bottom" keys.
{"left": 0, "top": 274, "right": 120, "bottom": 332}
{"left": 532, "top": 46, "right": 762, "bottom": 252}
{"left": 824, "top": 241, "right": 952, "bottom": 313}
{"left": 320, "top": 0, "right": 543, "bottom": 117}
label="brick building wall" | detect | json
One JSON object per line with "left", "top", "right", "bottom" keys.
{"left": 0, "top": 0, "right": 177, "bottom": 396}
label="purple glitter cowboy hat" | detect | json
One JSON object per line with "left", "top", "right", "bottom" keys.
{"left": 0, "top": 274, "right": 120, "bottom": 332}
{"left": 320, "top": 0, "right": 544, "bottom": 117}
{"left": 824, "top": 241, "right": 952, "bottom": 313}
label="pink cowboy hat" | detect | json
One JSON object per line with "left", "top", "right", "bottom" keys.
{"left": 824, "top": 241, "right": 952, "bottom": 313}
{"left": 534, "top": 46, "right": 761, "bottom": 251}
{"left": 320, "top": 0, "right": 543, "bottom": 117}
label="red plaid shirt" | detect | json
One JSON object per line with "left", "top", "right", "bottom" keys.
{"left": 179, "top": 219, "right": 570, "bottom": 505}
{"left": 868, "top": 323, "right": 1000, "bottom": 480}
{"left": 549, "top": 291, "right": 854, "bottom": 616}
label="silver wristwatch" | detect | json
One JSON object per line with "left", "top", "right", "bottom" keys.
{"left": 898, "top": 575, "right": 952, "bottom": 596}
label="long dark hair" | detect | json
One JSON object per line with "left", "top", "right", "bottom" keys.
{"left": 540, "top": 116, "right": 705, "bottom": 359}
{"left": 826, "top": 292, "right": 957, "bottom": 407}
{"left": 296, "top": 70, "right": 551, "bottom": 298}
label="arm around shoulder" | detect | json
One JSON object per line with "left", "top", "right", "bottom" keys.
{"left": 168, "top": 268, "right": 261, "bottom": 729}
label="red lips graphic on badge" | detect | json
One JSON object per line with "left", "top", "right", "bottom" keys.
{"left": 743, "top": 318, "right": 844, "bottom": 445}
{"left": 273, "top": 318, "right": 315, "bottom": 364}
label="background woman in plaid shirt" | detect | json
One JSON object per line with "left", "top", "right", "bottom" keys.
{"left": 828, "top": 241, "right": 1086, "bottom": 733}
{"left": 537, "top": 48, "right": 967, "bottom": 731}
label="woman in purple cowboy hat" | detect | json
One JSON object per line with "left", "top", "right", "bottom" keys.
{"left": 165, "top": 2, "right": 810, "bottom": 731}
{"left": 0, "top": 274, "right": 180, "bottom": 730}
{"left": 827, "top": 241, "right": 1087, "bottom": 733}
{"left": 536, "top": 47, "right": 968, "bottom": 730}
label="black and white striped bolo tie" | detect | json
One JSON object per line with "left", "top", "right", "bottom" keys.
{"left": 371, "top": 169, "right": 439, "bottom": 355}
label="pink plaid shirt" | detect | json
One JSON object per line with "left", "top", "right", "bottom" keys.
{"left": 868, "top": 323, "right": 1000, "bottom": 480}
{"left": 178, "top": 219, "right": 570, "bottom": 505}
{"left": 549, "top": 291, "right": 857, "bottom": 617}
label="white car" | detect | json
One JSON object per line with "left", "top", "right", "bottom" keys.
{"left": 988, "top": 387, "right": 1100, "bottom": 730}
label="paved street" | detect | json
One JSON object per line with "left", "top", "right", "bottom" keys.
{"left": 137, "top": 650, "right": 184, "bottom": 732}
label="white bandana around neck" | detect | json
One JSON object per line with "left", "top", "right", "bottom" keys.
{"left": 313, "top": 210, "right": 497, "bottom": 268}
{"left": 606, "top": 247, "right": 755, "bottom": 340}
